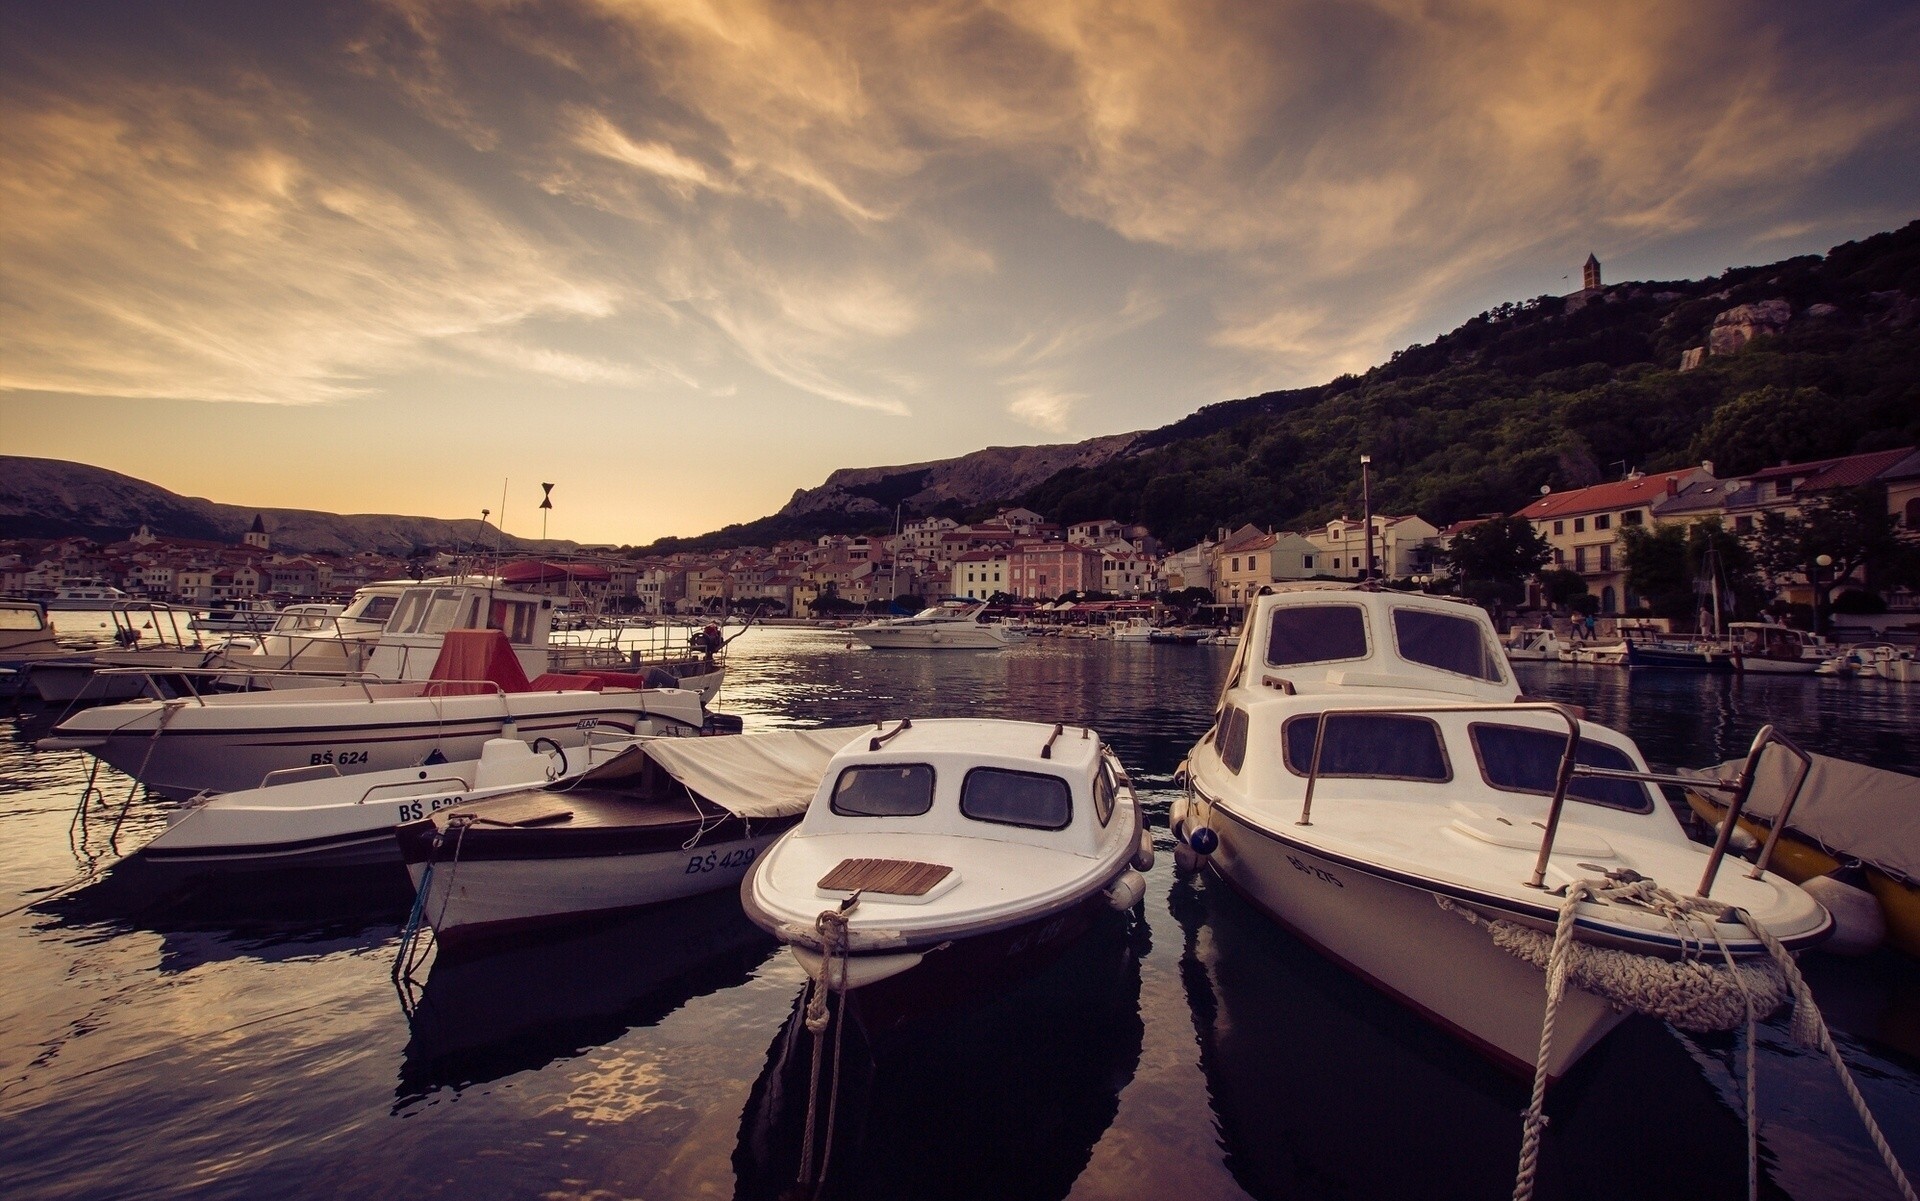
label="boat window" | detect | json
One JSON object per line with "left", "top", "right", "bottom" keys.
{"left": 1391, "top": 607, "right": 1505, "bottom": 683}
{"left": 830, "top": 764, "right": 935, "bottom": 818}
{"left": 385, "top": 588, "right": 432, "bottom": 634}
{"left": 0, "top": 606, "right": 46, "bottom": 631}
{"left": 491, "top": 600, "right": 537, "bottom": 644}
{"left": 420, "top": 589, "right": 468, "bottom": 635}
{"left": 1283, "top": 714, "right": 1451, "bottom": 781}
{"left": 961, "top": 768, "right": 1072, "bottom": 831}
{"left": 1093, "top": 760, "right": 1116, "bottom": 826}
{"left": 350, "top": 595, "right": 399, "bottom": 623}
{"left": 1266, "top": 604, "right": 1369, "bottom": 666}
{"left": 1468, "top": 724, "right": 1653, "bottom": 813}
{"left": 1219, "top": 705, "right": 1250, "bottom": 774}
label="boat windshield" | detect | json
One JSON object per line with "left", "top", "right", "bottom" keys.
{"left": 1218, "top": 705, "right": 1250, "bottom": 774}
{"left": 1266, "top": 604, "right": 1369, "bottom": 666}
{"left": 1469, "top": 723, "right": 1652, "bottom": 812}
{"left": 0, "top": 605, "right": 47, "bottom": 631}
{"left": 1392, "top": 607, "right": 1505, "bottom": 682}
{"left": 345, "top": 594, "right": 400, "bottom": 623}
{"left": 961, "top": 767, "right": 1072, "bottom": 830}
{"left": 1283, "top": 714, "right": 1451, "bottom": 781}
{"left": 830, "top": 764, "right": 935, "bottom": 817}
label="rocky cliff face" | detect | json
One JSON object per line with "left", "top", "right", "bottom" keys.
{"left": 776, "top": 433, "right": 1141, "bottom": 519}
{"left": 1707, "top": 298, "right": 1793, "bottom": 355}
{"left": 0, "top": 456, "right": 549, "bottom": 554}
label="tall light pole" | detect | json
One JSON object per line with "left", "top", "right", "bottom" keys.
{"left": 1814, "top": 553, "right": 1833, "bottom": 636}
{"left": 1360, "top": 454, "right": 1374, "bottom": 583}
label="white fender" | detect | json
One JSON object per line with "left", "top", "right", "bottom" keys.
{"left": 1105, "top": 868, "right": 1146, "bottom": 911}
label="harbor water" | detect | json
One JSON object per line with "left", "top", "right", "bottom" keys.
{"left": 2, "top": 626, "right": 1916, "bottom": 1199}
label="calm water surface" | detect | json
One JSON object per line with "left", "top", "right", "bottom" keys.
{"left": 2, "top": 628, "right": 1916, "bottom": 1200}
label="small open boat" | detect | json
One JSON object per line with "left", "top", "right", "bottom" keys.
{"left": 1683, "top": 749, "right": 1920, "bottom": 957}
{"left": 135, "top": 734, "right": 648, "bottom": 871}
{"left": 740, "top": 717, "right": 1151, "bottom": 1026}
{"left": 395, "top": 727, "right": 866, "bottom": 947}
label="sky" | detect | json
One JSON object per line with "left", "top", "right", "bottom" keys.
{"left": 2, "top": 1, "right": 1917, "bottom": 546}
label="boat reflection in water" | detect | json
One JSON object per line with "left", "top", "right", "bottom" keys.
{"left": 1171, "top": 869, "right": 1767, "bottom": 1201}
{"left": 394, "top": 890, "right": 776, "bottom": 1106}
{"left": 734, "top": 909, "right": 1146, "bottom": 1201}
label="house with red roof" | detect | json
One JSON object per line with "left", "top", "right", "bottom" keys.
{"left": 1514, "top": 466, "right": 1713, "bottom": 613}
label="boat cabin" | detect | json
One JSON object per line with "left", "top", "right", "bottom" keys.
{"left": 1229, "top": 586, "right": 1518, "bottom": 702}
{"left": 1728, "top": 622, "right": 1824, "bottom": 663}
{"left": 799, "top": 719, "right": 1127, "bottom": 865}
{"left": 366, "top": 578, "right": 557, "bottom": 681}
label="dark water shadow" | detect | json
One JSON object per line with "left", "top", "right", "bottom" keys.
{"left": 33, "top": 854, "right": 412, "bottom": 969}
{"left": 394, "top": 889, "right": 778, "bottom": 1108}
{"left": 1172, "top": 868, "right": 1783, "bottom": 1201}
{"left": 732, "top": 908, "right": 1149, "bottom": 1201}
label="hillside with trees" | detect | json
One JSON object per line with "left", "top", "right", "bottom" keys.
{"left": 1019, "top": 220, "right": 1920, "bottom": 549}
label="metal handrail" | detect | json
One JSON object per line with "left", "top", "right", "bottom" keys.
{"left": 1288, "top": 702, "right": 1816, "bottom": 896}
{"left": 259, "top": 763, "right": 344, "bottom": 787}
{"left": 358, "top": 775, "right": 472, "bottom": 805}
{"left": 85, "top": 665, "right": 388, "bottom": 704}
{"left": 869, "top": 717, "right": 913, "bottom": 751}
{"left": 1682, "top": 724, "right": 1813, "bottom": 896}
{"left": 1288, "top": 700, "right": 1583, "bottom": 889}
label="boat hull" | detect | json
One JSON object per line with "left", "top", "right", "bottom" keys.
{"left": 1626, "top": 642, "right": 1735, "bottom": 672}
{"left": 402, "top": 821, "right": 793, "bottom": 948}
{"left": 1205, "top": 799, "right": 1627, "bottom": 1079}
{"left": 43, "top": 691, "right": 702, "bottom": 799}
{"left": 851, "top": 626, "right": 1019, "bottom": 650}
{"left": 790, "top": 891, "right": 1119, "bottom": 1033}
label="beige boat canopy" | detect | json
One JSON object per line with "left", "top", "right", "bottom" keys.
{"left": 1683, "top": 748, "right": 1920, "bottom": 885}
{"left": 578, "top": 726, "right": 871, "bottom": 819}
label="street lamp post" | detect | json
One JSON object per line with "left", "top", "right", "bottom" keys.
{"left": 1814, "top": 553, "right": 1833, "bottom": 635}
{"left": 1360, "top": 454, "right": 1374, "bottom": 583}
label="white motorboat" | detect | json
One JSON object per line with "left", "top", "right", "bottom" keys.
{"left": 201, "top": 587, "right": 406, "bottom": 685}
{"left": 135, "top": 734, "right": 648, "bottom": 870}
{"left": 849, "top": 600, "right": 1025, "bottom": 650}
{"left": 23, "top": 603, "right": 214, "bottom": 704}
{"left": 1726, "top": 622, "right": 1827, "bottom": 674}
{"left": 44, "top": 583, "right": 133, "bottom": 610}
{"left": 0, "top": 598, "right": 71, "bottom": 698}
{"left": 1501, "top": 626, "right": 1562, "bottom": 662}
{"left": 1174, "top": 585, "right": 1830, "bottom": 1079}
{"left": 37, "top": 628, "right": 708, "bottom": 800}
{"left": 396, "top": 727, "right": 864, "bottom": 946}
{"left": 189, "top": 598, "right": 279, "bottom": 634}
{"left": 1817, "top": 641, "right": 1919, "bottom": 682}
{"left": 741, "top": 717, "right": 1151, "bottom": 1024}
{"left": 1110, "top": 617, "right": 1155, "bottom": 642}
{"left": 1559, "top": 640, "right": 1627, "bottom": 666}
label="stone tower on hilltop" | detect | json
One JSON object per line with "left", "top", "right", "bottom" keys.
{"left": 1583, "top": 253, "right": 1601, "bottom": 290}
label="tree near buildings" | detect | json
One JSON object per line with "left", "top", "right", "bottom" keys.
{"left": 1442, "top": 516, "right": 1550, "bottom": 608}
{"left": 1537, "top": 568, "right": 1590, "bottom": 612}
{"left": 1755, "top": 487, "right": 1919, "bottom": 596}
{"left": 1621, "top": 519, "right": 1766, "bottom": 627}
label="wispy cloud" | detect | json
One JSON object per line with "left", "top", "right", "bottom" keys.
{"left": 1006, "top": 386, "right": 1080, "bottom": 433}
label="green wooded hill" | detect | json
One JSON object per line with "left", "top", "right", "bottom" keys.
{"left": 1024, "top": 220, "right": 1920, "bottom": 548}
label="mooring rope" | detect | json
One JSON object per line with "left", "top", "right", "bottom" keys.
{"left": 797, "top": 895, "right": 859, "bottom": 1196}
{"left": 1497, "top": 879, "right": 1916, "bottom": 1201}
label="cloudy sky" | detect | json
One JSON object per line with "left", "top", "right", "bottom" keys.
{"left": 3, "top": 1, "right": 1916, "bottom": 545}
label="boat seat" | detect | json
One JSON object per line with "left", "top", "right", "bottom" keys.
{"left": 576, "top": 668, "right": 682, "bottom": 690}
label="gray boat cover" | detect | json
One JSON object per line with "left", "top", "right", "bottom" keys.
{"left": 1681, "top": 748, "right": 1920, "bottom": 884}
{"left": 578, "top": 726, "right": 871, "bottom": 819}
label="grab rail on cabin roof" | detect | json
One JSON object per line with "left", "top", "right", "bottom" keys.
{"left": 358, "top": 776, "right": 473, "bottom": 805}
{"left": 1290, "top": 702, "right": 1814, "bottom": 895}
{"left": 87, "top": 665, "right": 388, "bottom": 704}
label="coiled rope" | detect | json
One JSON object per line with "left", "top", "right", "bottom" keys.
{"left": 1485, "top": 878, "right": 1916, "bottom": 1201}
{"left": 796, "top": 894, "right": 859, "bottom": 1197}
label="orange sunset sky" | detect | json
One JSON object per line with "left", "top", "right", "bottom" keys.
{"left": 3, "top": 1, "right": 1917, "bottom": 544}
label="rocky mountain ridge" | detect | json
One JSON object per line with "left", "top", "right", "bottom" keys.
{"left": 0, "top": 456, "right": 551, "bottom": 555}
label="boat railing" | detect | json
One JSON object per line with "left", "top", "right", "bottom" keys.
{"left": 357, "top": 775, "right": 473, "bottom": 804}
{"left": 86, "top": 665, "right": 388, "bottom": 704}
{"left": 259, "top": 763, "right": 344, "bottom": 788}
{"left": 1292, "top": 703, "right": 1814, "bottom": 896}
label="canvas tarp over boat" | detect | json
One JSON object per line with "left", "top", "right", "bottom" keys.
{"left": 577, "top": 726, "right": 871, "bottom": 819}
{"left": 1682, "top": 748, "right": 1920, "bottom": 885}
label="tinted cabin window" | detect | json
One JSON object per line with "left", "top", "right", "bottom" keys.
{"left": 1392, "top": 608, "right": 1504, "bottom": 682}
{"left": 961, "top": 768, "right": 1072, "bottom": 830}
{"left": 1093, "top": 760, "right": 1117, "bottom": 826}
{"left": 1266, "top": 605, "right": 1368, "bottom": 666}
{"left": 356, "top": 595, "right": 399, "bottom": 623}
{"left": 830, "top": 764, "right": 935, "bottom": 817}
{"left": 0, "top": 607, "right": 45, "bottom": 631}
{"left": 1469, "top": 724, "right": 1652, "bottom": 813}
{"left": 421, "top": 589, "right": 468, "bottom": 635}
{"left": 1283, "top": 714, "right": 1451, "bottom": 781}
{"left": 1219, "top": 706, "right": 1251, "bottom": 774}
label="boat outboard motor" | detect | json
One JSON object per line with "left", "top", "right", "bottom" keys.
{"left": 1802, "top": 861, "right": 1886, "bottom": 956}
